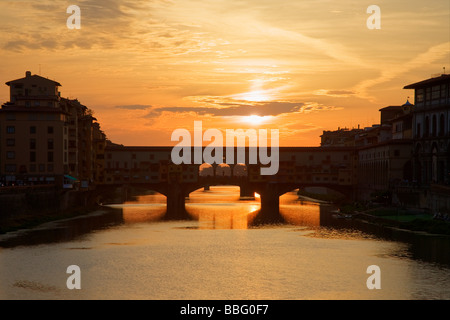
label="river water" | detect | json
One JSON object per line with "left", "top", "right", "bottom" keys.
{"left": 1, "top": 186, "right": 450, "bottom": 300}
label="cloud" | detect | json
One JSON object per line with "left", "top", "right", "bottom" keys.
{"left": 0, "top": 0, "right": 196, "bottom": 53}
{"left": 144, "top": 96, "right": 339, "bottom": 118}
{"left": 352, "top": 42, "right": 450, "bottom": 101}
{"left": 314, "top": 89, "right": 356, "bottom": 97}
{"left": 115, "top": 104, "right": 152, "bottom": 110}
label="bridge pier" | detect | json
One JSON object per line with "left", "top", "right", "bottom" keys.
{"left": 165, "top": 184, "right": 189, "bottom": 220}
{"left": 239, "top": 184, "right": 255, "bottom": 199}
{"left": 255, "top": 183, "right": 284, "bottom": 224}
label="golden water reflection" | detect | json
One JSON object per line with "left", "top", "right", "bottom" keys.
{"left": 118, "top": 186, "right": 322, "bottom": 229}
{"left": 186, "top": 186, "right": 260, "bottom": 229}
{"left": 120, "top": 193, "right": 167, "bottom": 223}
{"left": 279, "top": 192, "right": 321, "bottom": 227}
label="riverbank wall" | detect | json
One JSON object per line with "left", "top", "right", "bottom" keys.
{"left": 0, "top": 186, "right": 99, "bottom": 233}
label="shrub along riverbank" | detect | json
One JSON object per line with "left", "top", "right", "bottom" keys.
{"left": 342, "top": 205, "right": 450, "bottom": 236}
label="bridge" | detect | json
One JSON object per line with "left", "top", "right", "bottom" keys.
{"left": 98, "top": 146, "right": 357, "bottom": 223}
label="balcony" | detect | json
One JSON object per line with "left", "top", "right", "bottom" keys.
{"left": 14, "top": 95, "right": 60, "bottom": 101}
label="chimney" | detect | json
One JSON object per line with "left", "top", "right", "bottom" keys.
{"left": 26, "top": 71, "right": 31, "bottom": 77}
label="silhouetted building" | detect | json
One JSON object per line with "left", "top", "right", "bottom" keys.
{"left": 0, "top": 72, "right": 68, "bottom": 186}
{"left": 0, "top": 71, "right": 107, "bottom": 188}
{"left": 356, "top": 102, "right": 414, "bottom": 201}
{"left": 404, "top": 74, "right": 450, "bottom": 185}
{"left": 320, "top": 127, "right": 363, "bottom": 147}
{"left": 404, "top": 74, "right": 450, "bottom": 211}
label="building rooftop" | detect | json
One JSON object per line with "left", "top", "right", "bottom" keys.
{"left": 379, "top": 105, "right": 403, "bottom": 112}
{"left": 403, "top": 74, "right": 450, "bottom": 89}
{"left": 5, "top": 71, "right": 62, "bottom": 87}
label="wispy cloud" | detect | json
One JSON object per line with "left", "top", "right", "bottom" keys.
{"left": 115, "top": 104, "right": 152, "bottom": 110}
{"left": 144, "top": 96, "right": 340, "bottom": 118}
{"left": 352, "top": 42, "right": 450, "bottom": 101}
{"left": 314, "top": 89, "right": 356, "bottom": 97}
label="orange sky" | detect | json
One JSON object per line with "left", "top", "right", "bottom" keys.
{"left": 0, "top": 0, "right": 449, "bottom": 146}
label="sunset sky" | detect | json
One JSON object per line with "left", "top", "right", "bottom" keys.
{"left": 0, "top": 0, "right": 449, "bottom": 146}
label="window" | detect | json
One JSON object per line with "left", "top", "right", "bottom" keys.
{"left": 30, "top": 126, "right": 36, "bottom": 134}
{"left": 426, "top": 87, "right": 431, "bottom": 101}
{"left": 5, "top": 164, "right": 16, "bottom": 172}
{"left": 416, "top": 89, "right": 424, "bottom": 103}
{"left": 47, "top": 164, "right": 54, "bottom": 172}
{"left": 6, "top": 138, "right": 15, "bottom": 146}
{"left": 30, "top": 139, "right": 36, "bottom": 149}
{"left": 48, "top": 126, "right": 54, "bottom": 134}
{"left": 47, "top": 151, "right": 53, "bottom": 162}
{"left": 48, "top": 139, "right": 54, "bottom": 150}
{"left": 416, "top": 123, "right": 421, "bottom": 138}
{"left": 441, "top": 84, "right": 448, "bottom": 99}
{"left": 30, "top": 152, "right": 36, "bottom": 162}
{"left": 6, "top": 126, "right": 15, "bottom": 134}
{"left": 29, "top": 164, "right": 36, "bottom": 172}
{"left": 39, "top": 164, "right": 45, "bottom": 172}
{"left": 6, "top": 151, "right": 15, "bottom": 159}
{"left": 432, "top": 86, "right": 440, "bottom": 100}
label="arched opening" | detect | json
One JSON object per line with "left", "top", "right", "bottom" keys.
{"left": 233, "top": 163, "right": 248, "bottom": 177}
{"left": 199, "top": 163, "right": 214, "bottom": 177}
{"left": 103, "top": 187, "right": 167, "bottom": 223}
{"left": 414, "top": 143, "right": 422, "bottom": 184}
{"left": 216, "top": 163, "right": 231, "bottom": 177}
{"left": 431, "top": 144, "right": 438, "bottom": 183}
{"left": 416, "top": 122, "right": 421, "bottom": 138}
{"left": 432, "top": 114, "right": 437, "bottom": 137}
{"left": 439, "top": 114, "right": 445, "bottom": 136}
{"left": 278, "top": 188, "right": 321, "bottom": 226}
{"left": 403, "top": 160, "right": 412, "bottom": 182}
{"left": 185, "top": 185, "right": 260, "bottom": 229}
{"left": 425, "top": 116, "right": 430, "bottom": 137}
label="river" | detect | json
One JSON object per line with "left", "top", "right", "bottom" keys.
{"left": 1, "top": 186, "right": 450, "bottom": 300}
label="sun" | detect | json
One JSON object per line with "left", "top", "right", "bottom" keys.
{"left": 242, "top": 115, "right": 268, "bottom": 125}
